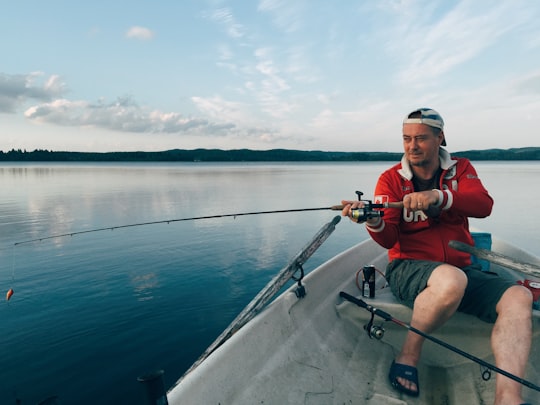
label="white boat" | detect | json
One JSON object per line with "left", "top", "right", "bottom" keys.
{"left": 166, "top": 217, "right": 540, "bottom": 405}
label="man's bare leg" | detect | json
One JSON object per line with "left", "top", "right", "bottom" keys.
{"left": 492, "top": 285, "right": 532, "bottom": 405}
{"left": 394, "top": 264, "right": 468, "bottom": 393}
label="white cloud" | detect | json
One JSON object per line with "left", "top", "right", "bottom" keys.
{"left": 125, "top": 26, "right": 155, "bottom": 40}
{"left": 381, "top": 1, "right": 528, "bottom": 86}
{"left": 23, "top": 96, "right": 232, "bottom": 135}
{"left": 257, "top": 0, "right": 305, "bottom": 33}
{"left": 206, "top": 8, "right": 245, "bottom": 38}
{"left": 258, "top": 0, "right": 282, "bottom": 12}
{"left": 192, "top": 95, "right": 246, "bottom": 122}
{"left": 250, "top": 48, "right": 294, "bottom": 118}
{"left": 20, "top": 93, "right": 286, "bottom": 145}
{"left": 218, "top": 44, "right": 233, "bottom": 61}
{"left": 0, "top": 72, "right": 66, "bottom": 113}
{"left": 284, "top": 46, "right": 320, "bottom": 84}
{"left": 191, "top": 95, "right": 288, "bottom": 143}
{"left": 513, "top": 70, "right": 540, "bottom": 96}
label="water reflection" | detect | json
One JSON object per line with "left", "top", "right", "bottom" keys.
{"left": 130, "top": 272, "right": 158, "bottom": 302}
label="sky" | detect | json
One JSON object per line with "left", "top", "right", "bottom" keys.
{"left": 1, "top": 0, "right": 540, "bottom": 153}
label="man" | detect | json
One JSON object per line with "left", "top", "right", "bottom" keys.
{"left": 341, "top": 108, "right": 533, "bottom": 405}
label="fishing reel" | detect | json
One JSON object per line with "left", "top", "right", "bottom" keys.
{"left": 364, "top": 312, "right": 385, "bottom": 340}
{"left": 350, "top": 191, "right": 385, "bottom": 222}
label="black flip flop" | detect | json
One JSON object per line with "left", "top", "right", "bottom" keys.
{"left": 388, "top": 360, "right": 420, "bottom": 397}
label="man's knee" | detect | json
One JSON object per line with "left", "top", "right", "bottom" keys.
{"left": 427, "top": 264, "right": 467, "bottom": 304}
{"left": 430, "top": 265, "right": 467, "bottom": 291}
{"left": 496, "top": 285, "right": 533, "bottom": 315}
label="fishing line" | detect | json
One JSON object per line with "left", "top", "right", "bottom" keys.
{"left": 340, "top": 291, "right": 540, "bottom": 393}
{"left": 11, "top": 246, "right": 15, "bottom": 281}
{"left": 5, "top": 246, "right": 16, "bottom": 301}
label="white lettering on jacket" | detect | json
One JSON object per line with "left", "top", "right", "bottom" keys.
{"left": 403, "top": 208, "right": 427, "bottom": 223}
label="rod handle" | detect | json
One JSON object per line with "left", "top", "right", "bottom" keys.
{"left": 384, "top": 201, "right": 404, "bottom": 208}
{"left": 330, "top": 201, "right": 404, "bottom": 210}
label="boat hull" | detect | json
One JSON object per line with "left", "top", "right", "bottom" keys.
{"left": 168, "top": 237, "right": 540, "bottom": 404}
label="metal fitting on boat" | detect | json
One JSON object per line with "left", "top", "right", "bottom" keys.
{"left": 362, "top": 265, "right": 376, "bottom": 298}
{"left": 137, "top": 369, "right": 168, "bottom": 405}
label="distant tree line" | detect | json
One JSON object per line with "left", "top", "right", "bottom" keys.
{"left": 0, "top": 147, "right": 538, "bottom": 162}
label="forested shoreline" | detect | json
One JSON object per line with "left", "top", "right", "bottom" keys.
{"left": 1, "top": 147, "right": 539, "bottom": 162}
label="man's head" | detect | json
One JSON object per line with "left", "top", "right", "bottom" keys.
{"left": 403, "top": 108, "right": 446, "bottom": 146}
{"left": 402, "top": 108, "right": 446, "bottom": 168}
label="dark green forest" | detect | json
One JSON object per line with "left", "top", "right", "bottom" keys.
{"left": 1, "top": 147, "right": 539, "bottom": 162}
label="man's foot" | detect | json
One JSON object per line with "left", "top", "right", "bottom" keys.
{"left": 388, "top": 360, "right": 419, "bottom": 397}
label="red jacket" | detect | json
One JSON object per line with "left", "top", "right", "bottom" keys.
{"left": 366, "top": 149, "right": 493, "bottom": 268}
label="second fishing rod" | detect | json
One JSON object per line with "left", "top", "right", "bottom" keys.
{"left": 340, "top": 291, "right": 540, "bottom": 393}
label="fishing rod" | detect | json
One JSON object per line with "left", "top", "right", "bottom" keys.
{"left": 339, "top": 291, "right": 540, "bottom": 392}
{"left": 12, "top": 206, "right": 344, "bottom": 246}
{"left": 12, "top": 193, "right": 403, "bottom": 247}
{"left": 6, "top": 192, "right": 401, "bottom": 302}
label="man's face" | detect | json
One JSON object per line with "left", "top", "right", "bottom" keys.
{"left": 402, "top": 123, "right": 443, "bottom": 167}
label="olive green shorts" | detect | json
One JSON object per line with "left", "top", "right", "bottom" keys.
{"left": 385, "top": 259, "right": 516, "bottom": 323}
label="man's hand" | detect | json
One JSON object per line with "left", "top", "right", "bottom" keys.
{"left": 403, "top": 190, "right": 442, "bottom": 218}
{"left": 403, "top": 190, "right": 440, "bottom": 211}
{"left": 341, "top": 200, "right": 381, "bottom": 224}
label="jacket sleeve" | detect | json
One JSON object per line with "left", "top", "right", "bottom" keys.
{"left": 439, "top": 159, "right": 493, "bottom": 218}
{"left": 365, "top": 169, "right": 402, "bottom": 249}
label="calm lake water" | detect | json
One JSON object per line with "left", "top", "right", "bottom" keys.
{"left": 1, "top": 161, "right": 539, "bottom": 404}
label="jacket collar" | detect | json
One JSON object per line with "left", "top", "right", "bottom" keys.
{"left": 398, "top": 147, "right": 457, "bottom": 180}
